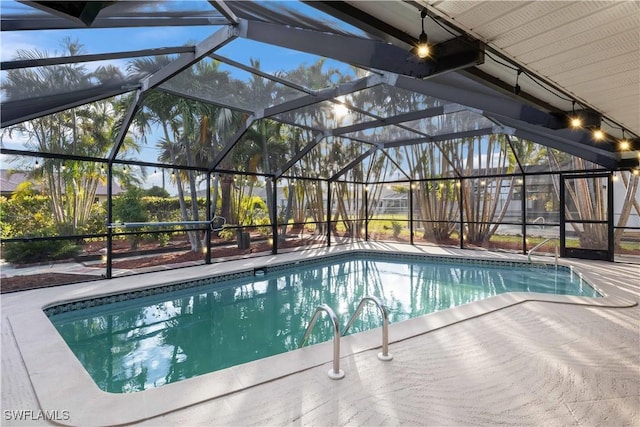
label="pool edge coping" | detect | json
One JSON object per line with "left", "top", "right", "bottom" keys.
{"left": 7, "top": 245, "right": 638, "bottom": 427}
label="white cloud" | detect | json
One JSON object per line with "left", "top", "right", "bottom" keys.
{"left": 0, "top": 32, "right": 44, "bottom": 61}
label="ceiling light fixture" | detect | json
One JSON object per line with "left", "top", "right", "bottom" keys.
{"left": 414, "top": 10, "right": 430, "bottom": 59}
{"left": 592, "top": 128, "right": 605, "bottom": 141}
{"left": 619, "top": 129, "right": 630, "bottom": 151}
{"left": 569, "top": 101, "right": 582, "bottom": 128}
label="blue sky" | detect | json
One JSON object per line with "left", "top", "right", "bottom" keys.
{"left": 0, "top": 0, "right": 366, "bottom": 63}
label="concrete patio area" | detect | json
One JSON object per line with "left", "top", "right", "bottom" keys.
{"left": 1, "top": 244, "right": 638, "bottom": 426}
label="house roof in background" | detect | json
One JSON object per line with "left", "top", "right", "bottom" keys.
{"left": 0, "top": 169, "right": 122, "bottom": 196}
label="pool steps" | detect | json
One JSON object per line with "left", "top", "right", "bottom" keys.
{"left": 301, "top": 296, "right": 393, "bottom": 379}
{"left": 300, "top": 304, "right": 344, "bottom": 379}
{"left": 343, "top": 295, "right": 393, "bottom": 362}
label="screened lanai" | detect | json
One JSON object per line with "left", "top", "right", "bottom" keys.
{"left": 1, "top": 0, "right": 639, "bottom": 289}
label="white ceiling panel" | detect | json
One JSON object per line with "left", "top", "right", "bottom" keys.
{"left": 429, "top": 0, "right": 480, "bottom": 16}
{"left": 477, "top": 2, "right": 569, "bottom": 42}
{"left": 493, "top": 2, "right": 618, "bottom": 50}
{"left": 515, "top": 16, "right": 638, "bottom": 64}
{"left": 424, "top": 0, "right": 640, "bottom": 136}
{"left": 556, "top": 55, "right": 638, "bottom": 85}
{"left": 529, "top": 32, "right": 639, "bottom": 74}
{"left": 452, "top": 1, "right": 524, "bottom": 31}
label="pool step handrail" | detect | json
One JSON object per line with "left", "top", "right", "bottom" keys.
{"left": 300, "top": 304, "right": 344, "bottom": 380}
{"left": 343, "top": 295, "right": 393, "bottom": 361}
{"left": 528, "top": 237, "right": 559, "bottom": 267}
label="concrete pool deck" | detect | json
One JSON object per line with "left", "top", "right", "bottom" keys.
{"left": 1, "top": 243, "right": 639, "bottom": 426}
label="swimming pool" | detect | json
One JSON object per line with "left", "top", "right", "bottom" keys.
{"left": 48, "top": 253, "right": 599, "bottom": 393}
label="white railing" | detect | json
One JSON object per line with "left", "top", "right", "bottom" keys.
{"left": 528, "top": 237, "right": 559, "bottom": 267}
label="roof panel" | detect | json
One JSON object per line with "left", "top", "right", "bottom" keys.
{"left": 214, "top": 38, "right": 369, "bottom": 92}
{"left": 221, "top": 119, "right": 319, "bottom": 175}
{"left": 273, "top": 99, "right": 375, "bottom": 131}
{"left": 3, "top": 94, "right": 135, "bottom": 159}
{"left": 2, "top": 0, "right": 228, "bottom": 30}
{"left": 228, "top": 1, "right": 370, "bottom": 38}
{"left": 343, "top": 84, "right": 443, "bottom": 118}
{"left": 159, "top": 57, "right": 307, "bottom": 113}
{"left": 117, "top": 93, "right": 248, "bottom": 168}
{"left": 401, "top": 110, "right": 495, "bottom": 137}
{"left": 339, "top": 124, "right": 424, "bottom": 145}
{"left": 292, "top": 136, "right": 372, "bottom": 180}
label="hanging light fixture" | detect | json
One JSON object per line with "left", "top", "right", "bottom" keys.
{"left": 414, "top": 10, "right": 430, "bottom": 59}
{"left": 569, "top": 101, "right": 582, "bottom": 128}
{"left": 619, "top": 129, "right": 630, "bottom": 151}
{"left": 592, "top": 128, "right": 606, "bottom": 141}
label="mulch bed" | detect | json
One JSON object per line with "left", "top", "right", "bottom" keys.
{"left": 0, "top": 237, "right": 320, "bottom": 293}
{"left": 1, "top": 273, "right": 102, "bottom": 293}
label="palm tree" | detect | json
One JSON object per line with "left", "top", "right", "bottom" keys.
{"left": 3, "top": 39, "right": 139, "bottom": 235}
{"left": 130, "top": 56, "right": 238, "bottom": 251}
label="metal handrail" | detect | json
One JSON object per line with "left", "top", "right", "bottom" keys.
{"left": 343, "top": 295, "right": 393, "bottom": 361}
{"left": 300, "top": 304, "right": 344, "bottom": 380}
{"left": 528, "top": 237, "right": 559, "bottom": 266}
{"left": 109, "top": 220, "right": 211, "bottom": 228}
{"left": 532, "top": 216, "right": 545, "bottom": 225}
{"left": 108, "top": 216, "right": 226, "bottom": 230}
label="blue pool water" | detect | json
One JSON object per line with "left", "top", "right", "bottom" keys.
{"left": 49, "top": 254, "right": 599, "bottom": 393}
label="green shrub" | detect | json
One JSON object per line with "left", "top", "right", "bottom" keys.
{"left": 391, "top": 220, "right": 402, "bottom": 237}
{"left": 113, "top": 187, "right": 148, "bottom": 250}
{"left": 217, "top": 227, "right": 235, "bottom": 241}
{"left": 0, "top": 194, "right": 54, "bottom": 239}
{"left": 3, "top": 239, "right": 81, "bottom": 264}
{"left": 145, "top": 186, "right": 171, "bottom": 198}
{"left": 156, "top": 232, "right": 171, "bottom": 247}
